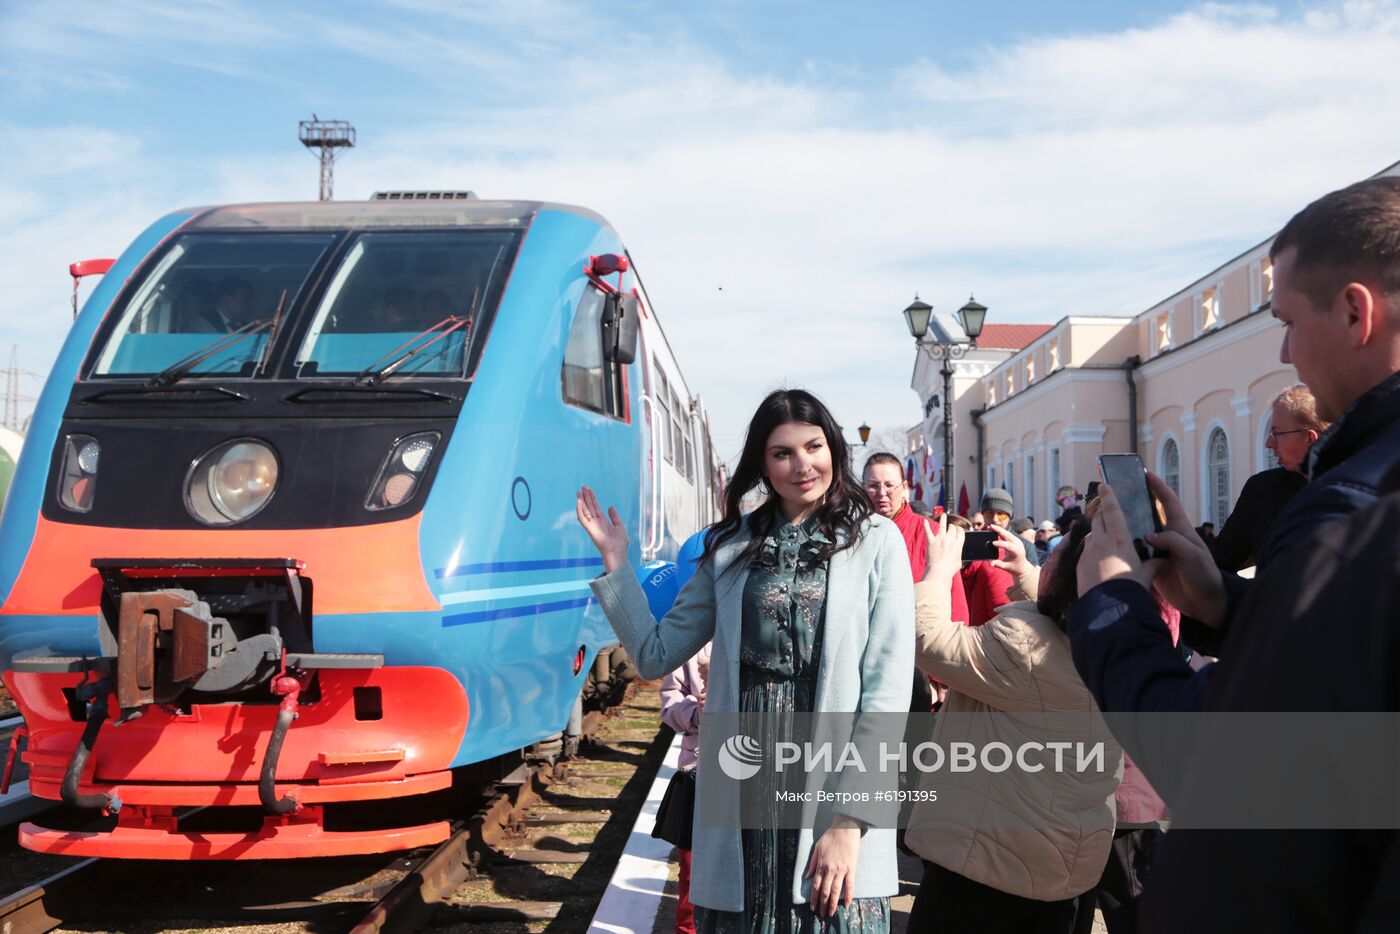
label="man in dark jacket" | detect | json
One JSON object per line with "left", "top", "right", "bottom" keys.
{"left": 1209, "top": 384, "right": 1327, "bottom": 572}
{"left": 1066, "top": 175, "right": 1400, "bottom": 931}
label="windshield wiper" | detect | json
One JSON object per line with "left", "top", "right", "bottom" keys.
{"left": 253, "top": 289, "right": 289, "bottom": 377}
{"left": 354, "top": 316, "right": 472, "bottom": 387}
{"left": 146, "top": 318, "right": 273, "bottom": 387}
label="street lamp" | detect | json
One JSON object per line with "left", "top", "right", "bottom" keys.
{"left": 903, "top": 294, "right": 988, "bottom": 508}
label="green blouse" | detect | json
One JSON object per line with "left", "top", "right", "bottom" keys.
{"left": 740, "top": 514, "right": 830, "bottom": 680}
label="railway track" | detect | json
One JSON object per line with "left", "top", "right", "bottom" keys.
{"left": 0, "top": 679, "right": 672, "bottom": 933}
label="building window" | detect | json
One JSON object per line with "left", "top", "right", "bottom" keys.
{"left": 1026, "top": 454, "right": 1036, "bottom": 520}
{"left": 1155, "top": 312, "right": 1172, "bottom": 355}
{"left": 1161, "top": 437, "right": 1180, "bottom": 496}
{"left": 1261, "top": 415, "right": 1280, "bottom": 471}
{"left": 562, "top": 286, "right": 626, "bottom": 419}
{"left": 1201, "top": 286, "right": 1220, "bottom": 331}
{"left": 1206, "top": 427, "right": 1231, "bottom": 525}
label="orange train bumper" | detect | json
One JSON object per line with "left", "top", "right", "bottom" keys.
{"left": 4, "top": 665, "right": 467, "bottom": 859}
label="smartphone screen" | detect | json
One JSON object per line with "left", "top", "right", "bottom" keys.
{"left": 961, "top": 530, "right": 1000, "bottom": 562}
{"left": 1097, "top": 453, "right": 1161, "bottom": 555}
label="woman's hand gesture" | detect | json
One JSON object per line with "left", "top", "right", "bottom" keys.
{"left": 576, "top": 485, "right": 629, "bottom": 574}
{"left": 987, "top": 523, "right": 1033, "bottom": 578}
{"left": 805, "top": 815, "right": 862, "bottom": 917}
{"left": 922, "top": 514, "right": 965, "bottom": 584}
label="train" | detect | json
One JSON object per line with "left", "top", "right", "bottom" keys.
{"left": 0, "top": 194, "right": 723, "bottom": 858}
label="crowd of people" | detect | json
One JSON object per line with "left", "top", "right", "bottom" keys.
{"left": 574, "top": 175, "right": 1400, "bottom": 933}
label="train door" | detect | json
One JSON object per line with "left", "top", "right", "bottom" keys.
{"left": 636, "top": 318, "right": 662, "bottom": 562}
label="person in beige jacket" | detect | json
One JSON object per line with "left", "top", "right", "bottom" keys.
{"left": 904, "top": 515, "right": 1124, "bottom": 934}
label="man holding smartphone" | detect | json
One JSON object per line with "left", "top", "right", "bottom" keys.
{"left": 1065, "top": 176, "right": 1400, "bottom": 933}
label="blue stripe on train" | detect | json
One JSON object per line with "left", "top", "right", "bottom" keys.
{"left": 442, "top": 595, "right": 596, "bottom": 627}
{"left": 434, "top": 557, "right": 604, "bottom": 578}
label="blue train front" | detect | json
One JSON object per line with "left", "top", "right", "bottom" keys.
{"left": 0, "top": 198, "right": 720, "bottom": 858}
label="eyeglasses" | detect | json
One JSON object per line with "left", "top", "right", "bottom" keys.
{"left": 1268, "top": 427, "right": 1310, "bottom": 441}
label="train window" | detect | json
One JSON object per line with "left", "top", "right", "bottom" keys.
{"left": 90, "top": 233, "right": 336, "bottom": 378}
{"left": 562, "top": 286, "right": 627, "bottom": 419}
{"left": 295, "top": 230, "right": 515, "bottom": 378}
{"left": 671, "top": 387, "right": 685, "bottom": 469}
{"left": 655, "top": 362, "right": 674, "bottom": 462}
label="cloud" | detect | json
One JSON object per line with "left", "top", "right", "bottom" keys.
{"left": 3, "top": 1, "right": 1400, "bottom": 460}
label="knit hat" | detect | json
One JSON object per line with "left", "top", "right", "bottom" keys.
{"left": 981, "top": 487, "right": 1013, "bottom": 516}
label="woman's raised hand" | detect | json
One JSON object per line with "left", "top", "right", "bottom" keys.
{"left": 922, "top": 514, "right": 965, "bottom": 583}
{"left": 576, "top": 485, "right": 629, "bottom": 574}
{"left": 987, "top": 523, "right": 1033, "bottom": 578}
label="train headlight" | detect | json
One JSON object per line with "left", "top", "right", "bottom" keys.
{"left": 58, "top": 434, "right": 100, "bottom": 512}
{"left": 186, "top": 439, "right": 280, "bottom": 525}
{"left": 366, "top": 431, "right": 440, "bottom": 511}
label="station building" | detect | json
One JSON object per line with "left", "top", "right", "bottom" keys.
{"left": 909, "top": 157, "right": 1400, "bottom": 526}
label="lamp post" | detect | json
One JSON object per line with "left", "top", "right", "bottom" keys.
{"left": 903, "top": 294, "right": 988, "bottom": 508}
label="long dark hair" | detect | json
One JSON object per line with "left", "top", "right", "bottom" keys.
{"left": 701, "top": 389, "right": 871, "bottom": 571}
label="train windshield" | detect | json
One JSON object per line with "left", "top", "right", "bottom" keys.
{"left": 91, "top": 233, "right": 337, "bottom": 378}
{"left": 294, "top": 230, "right": 516, "bottom": 378}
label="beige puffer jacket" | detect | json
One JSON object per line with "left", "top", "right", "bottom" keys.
{"left": 904, "top": 580, "right": 1123, "bottom": 901}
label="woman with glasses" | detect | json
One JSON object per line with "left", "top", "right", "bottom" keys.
{"left": 1210, "top": 384, "right": 1331, "bottom": 573}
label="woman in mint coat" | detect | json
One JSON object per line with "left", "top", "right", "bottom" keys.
{"left": 578, "top": 389, "right": 914, "bottom": 933}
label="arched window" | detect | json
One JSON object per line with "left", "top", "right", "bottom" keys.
{"left": 1161, "top": 437, "right": 1180, "bottom": 496}
{"left": 1207, "top": 427, "right": 1231, "bottom": 525}
{"left": 1260, "top": 415, "right": 1280, "bottom": 471}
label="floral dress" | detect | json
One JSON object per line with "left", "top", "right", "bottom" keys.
{"left": 696, "top": 516, "right": 890, "bottom": 934}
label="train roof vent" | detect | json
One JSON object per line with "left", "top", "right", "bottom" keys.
{"left": 371, "top": 190, "right": 478, "bottom": 200}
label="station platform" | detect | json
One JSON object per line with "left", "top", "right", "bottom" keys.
{"left": 586, "top": 733, "right": 1107, "bottom": 934}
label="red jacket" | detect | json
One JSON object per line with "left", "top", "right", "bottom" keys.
{"left": 891, "top": 504, "right": 969, "bottom": 624}
{"left": 960, "top": 560, "right": 1015, "bottom": 627}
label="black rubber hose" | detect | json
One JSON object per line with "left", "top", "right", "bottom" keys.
{"left": 61, "top": 688, "right": 118, "bottom": 811}
{"left": 259, "top": 705, "right": 299, "bottom": 814}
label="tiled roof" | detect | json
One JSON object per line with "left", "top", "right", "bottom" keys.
{"left": 976, "top": 324, "right": 1053, "bottom": 350}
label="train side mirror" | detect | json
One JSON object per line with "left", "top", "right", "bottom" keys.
{"left": 70, "top": 258, "right": 116, "bottom": 319}
{"left": 602, "top": 292, "right": 640, "bottom": 365}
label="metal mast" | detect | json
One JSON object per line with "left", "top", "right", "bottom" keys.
{"left": 298, "top": 116, "right": 356, "bottom": 201}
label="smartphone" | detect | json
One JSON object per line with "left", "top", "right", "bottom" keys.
{"left": 961, "top": 530, "right": 1001, "bottom": 561}
{"left": 1097, "top": 453, "right": 1164, "bottom": 560}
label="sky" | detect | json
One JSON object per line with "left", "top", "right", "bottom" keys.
{"left": 4, "top": 0, "right": 1400, "bottom": 461}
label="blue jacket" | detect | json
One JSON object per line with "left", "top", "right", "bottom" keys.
{"left": 590, "top": 514, "right": 914, "bottom": 912}
{"left": 1070, "top": 368, "right": 1400, "bottom": 717}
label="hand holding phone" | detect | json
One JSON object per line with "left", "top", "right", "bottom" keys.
{"left": 1097, "top": 453, "right": 1164, "bottom": 561}
{"left": 961, "top": 530, "right": 1001, "bottom": 561}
